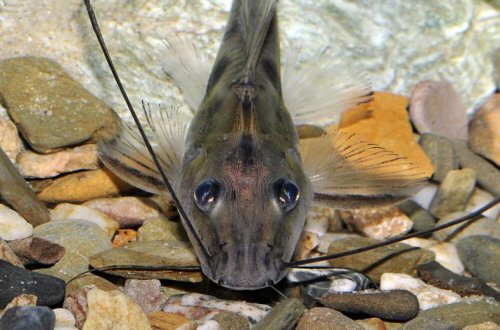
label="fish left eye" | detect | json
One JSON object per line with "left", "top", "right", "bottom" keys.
{"left": 273, "top": 179, "right": 300, "bottom": 212}
{"left": 194, "top": 179, "right": 220, "bottom": 212}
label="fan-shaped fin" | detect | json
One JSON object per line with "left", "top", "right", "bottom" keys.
{"left": 301, "top": 130, "right": 429, "bottom": 209}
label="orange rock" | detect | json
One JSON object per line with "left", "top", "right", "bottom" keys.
{"left": 148, "top": 311, "right": 190, "bottom": 330}
{"left": 37, "top": 168, "right": 135, "bottom": 203}
{"left": 469, "top": 93, "right": 500, "bottom": 167}
{"left": 337, "top": 92, "right": 434, "bottom": 177}
{"left": 112, "top": 229, "right": 138, "bottom": 248}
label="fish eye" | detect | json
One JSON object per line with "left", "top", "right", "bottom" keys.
{"left": 273, "top": 179, "right": 299, "bottom": 212}
{"left": 194, "top": 179, "right": 220, "bottom": 212}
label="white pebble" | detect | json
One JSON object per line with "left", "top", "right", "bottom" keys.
{"left": 428, "top": 242, "right": 464, "bottom": 275}
{"left": 53, "top": 308, "right": 77, "bottom": 330}
{"left": 0, "top": 204, "right": 33, "bottom": 240}
{"left": 412, "top": 183, "right": 438, "bottom": 210}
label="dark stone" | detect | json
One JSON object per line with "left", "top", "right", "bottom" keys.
{"left": 0, "top": 260, "right": 65, "bottom": 308}
{"left": 457, "top": 235, "right": 500, "bottom": 286}
{"left": 0, "top": 306, "right": 55, "bottom": 330}
{"left": 321, "top": 290, "right": 419, "bottom": 322}
{"left": 7, "top": 236, "right": 65, "bottom": 265}
{"left": 419, "top": 134, "right": 458, "bottom": 182}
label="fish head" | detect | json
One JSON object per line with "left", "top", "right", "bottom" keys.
{"left": 178, "top": 132, "right": 312, "bottom": 290}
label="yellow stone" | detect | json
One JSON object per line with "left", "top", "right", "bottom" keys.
{"left": 148, "top": 312, "right": 190, "bottom": 330}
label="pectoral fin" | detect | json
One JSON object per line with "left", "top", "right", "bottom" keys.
{"left": 301, "top": 131, "right": 429, "bottom": 209}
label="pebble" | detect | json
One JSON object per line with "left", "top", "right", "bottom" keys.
{"left": 465, "top": 188, "right": 500, "bottom": 221}
{"left": 36, "top": 168, "right": 135, "bottom": 203}
{"left": 419, "top": 134, "right": 458, "bottom": 182}
{"left": 294, "top": 230, "right": 320, "bottom": 260}
{"left": 338, "top": 92, "right": 434, "bottom": 177}
{"left": 429, "top": 168, "right": 476, "bottom": 218}
{"left": 2, "top": 294, "right": 38, "bottom": 312}
{"left": 137, "top": 217, "right": 188, "bottom": 242}
{"left": 0, "top": 306, "right": 55, "bottom": 330}
{"left": 317, "top": 232, "right": 361, "bottom": 254}
{"left": 469, "top": 94, "right": 500, "bottom": 166}
{"left": 35, "top": 251, "right": 89, "bottom": 283}
{"left": 453, "top": 140, "right": 500, "bottom": 196}
{"left": 0, "top": 239, "right": 24, "bottom": 267}
{"left": 327, "top": 237, "right": 435, "bottom": 282}
{"left": 400, "top": 301, "right": 500, "bottom": 330}
{"left": 303, "top": 204, "right": 332, "bottom": 236}
{"left": 409, "top": 80, "right": 468, "bottom": 140}
{"left": 83, "top": 196, "right": 165, "bottom": 228}
{"left": 112, "top": 229, "right": 137, "bottom": 247}
{"left": 411, "top": 183, "right": 439, "bottom": 210}
{"left": 63, "top": 285, "right": 95, "bottom": 329}
{"left": 147, "top": 311, "right": 190, "bottom": 330}
{"left": 53, "top": 308, "right": 77, "bottom": 330}
{"left": 297, "top": 307, "right": 364, "bottom": 330}
{"left": 0, "top": 118, "right": 21, "bottom": 163}
{"left": 463, "top": 322, "right": 500, "bottom": 330}
{"left": 457, "top": 235, "right": 500, "bottom": 286}
{"left": 0, "top": 57, "right": 118, "bottom": 153}
{"left": 320, "top": 290, "right": 419, "bottom": 322}
{"left": 50, "top": 203, "right": 119, "bottom": 237}
{"left": 426, "top": 242, "right": 464, "bottom": 275}
{"left": 2, "top": 146, "right": 47, "bottom": 229}
{"left": 81, "top": 288, "right": 151, "bottom": 330}
{"left": 355, "top": 317, "right": 392, "bottom": 330}
{"left": 211, "top": 312, "right": 250, "bottom": 330}
{"left": 398, "top": 200, "right": 436, "bottom": 233}
{"left": 417, "top": 261, "right": 500, "bottom": 300}
{"left": 253, "top": 298, "right": 305, "bottom": 330}
{"left": 7, "top": 236, "right": 65, "bottom": 265}
{"left": 89, "top": 240, "right": 202, "bottom": 282}
{"left": 340, "top": 206, "right": 413, "bottom": 240}
{"left": 433, "top": 212, "right": 500, "bottom": 243}
{"left": 0, "top": 204, "right": 33, "bottom": 241}
{"left": 380, "top": 273, "right": 461, "bottom": 310}
{"left": 123, "top": 279, "right": 165, "bottom": 314}
{"left": 0, "top": 259, "right": 65, "bottom": 308}
{"left": 17, "top": 144, "right": 99, "bottom": 179}
{"left": 65, "top": 274, "right": 118, "bottom": 298}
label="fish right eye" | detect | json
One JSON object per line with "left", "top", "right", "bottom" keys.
{"left": 194, "top": 179, "right": 220, "bottom": 212}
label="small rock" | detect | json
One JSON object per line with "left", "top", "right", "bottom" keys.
{"left": 419, "top": 134, "right": 458, "bottom": 182}
{"left": 7, "top": 236, "right": 65, "bottom": 265}
{"left": 463, "top": 321, "right": 500, "bottom": 330}
{"left": 453, "top": 140, "right": 500, "bottom": 196}
{"left": 433, "top": 212, "right": 500, "bottom": 242}
{"left": 112, "top": 229, "right": 137, "bottom": 247}
{"left": 0, "top": 57, "right": 118, "bottom": 153}
{"left": 83, "top": 196, "right": 165, "bottom": 228}
{"left": 35, "top": 251, "right": 89, "bottom": 283}
{"left": 427, "top": 242, "right": 464, "bottom": 275}
{"left": 89, "top": 240, "right": 202, "bottom": 282}
{"left": 380, "top": 273, "right": 461, "bottom": 310}
{"left": 0, "top": 204, "right": 33, "bottom": 241}
{"left": 398, "top": 200, "right": 436, "bottom": 233}
{"left": 341, "top": 206, "right": 413, "bottom": 240}
{"left": 0, "top": 306, "right": 55, "bottom": 330}
{"left": 253, "top": 298, "right": 305, "bottom": 330}
{"left": 411, "top": 183, "right": 439, "bottom": 210}
{"left": 211, "top": 312, "right": 250, "bottom": 330}
{"left": 0, "top": 260, "right": 65, "bottom": 308}
{"left": 82, "top": 288, "right": 151, "bottom": 330}
{"left": 53, "top": 308, "right": 77, "bottom": 330}
{"left": 317, "top": 232, "right": 361, "bottom": 254}
{"left": 399, "top": 316, "right": 456, "bottom": 330}
{"left": 355, "top": 318, "right": 389, "bottom": 330}
{"left": 137, "top": 218, "right": 188, "bottom": 242}
{"left": 465, "top": 188, "right": 500, "bottom": 221}
{"left": 124, "top": 279, "right": 164, "bottom": 314}
{"left": 65, "top": 274, "right": 118, "bottom": 298}
{"left": 147, "top": 312, "right": 190, "bottom": 330}
{"left": 2, "top": 294, "right": 38, "bottom": 311}
{"left": 0, "top": 118, "right": 21, "bottom": 163}
{"left": 429, "top": 168, "right": 476, "bottom": 218}
{"left": 417, "top": 261, "right": 500, "bottom": 300}
{"left": 457, "top": 235, "right": 500, "bottom": 286}
{"left": 320, "top": 290, "right": 419, "bottom": 322}
{"left": 51, "top": 203, "right": 119, "bottom": 237}
{"left": 37, "top": 168, "right": 135, "bottom": 203}
{"left": 293, "top": 230, "right": 320, "bottom": 260}
{"left": 327, "top": 237, "right": 435, "bottom": 282}
{"left": 297, "top": 307, "right": 364, "bottom": 330}
{"left": 409, "top": 80, "right": 468, "bottom": 140}
{"left": 304, "top": 204, "right": 333, "bottom": 236}
{"left": 0, "top": 239, "right": 24, "bottom": 267}
{"left": 469, "top": 94, "right": 500, "bottom": 166}
{"left": 63, "top": 285, "right": 94, "bottom": 329}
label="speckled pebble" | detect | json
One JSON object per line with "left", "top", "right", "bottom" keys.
{"left": 123, "top": 279, "right": 164, "bottom": 314}
{"left": 297, "top": 307, "right": 364, "bottom": 330}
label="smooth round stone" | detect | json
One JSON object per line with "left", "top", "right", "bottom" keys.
{"left": 0, "top": 204, "right": 33, "bottom": 241}
{"left": 212, "top": 312, "right": 250, "bottom": 330}
{"left": 297, "top": 307, "right": 364, "bottom": 330}
{"left": 457, "top": 235, "right": 500, "bottom": 286}
{"left": 0, "top": 306, "right": 55, "bottom": 330}
{"left": 53, "top": 308, "right": 77, "bottom": 329}
{"left": 419, "top": 133, "right": 458, "bottom": 182}
{"left": 320, "top": 290, "right": 419, "bottom": 322}
{"left": 0, "top": 260, "right": 65, "bottom": 308}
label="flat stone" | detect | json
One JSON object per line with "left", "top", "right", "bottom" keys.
{"left": 317, "top": 232, "right": 361, "bottom": 254}
{"left": 0, "top": 57, "right": 118, "bottom": 153}
{"left": 0, "top": 259, "right": 65, "bottom": 308}
{"left": 297, "top": 307, "right": 364, "bottom": 330}
{"left": 17, "top": 144, "right": 99, "bottom": 179}
{"left": 453, "top": 140, "right": 500, "bottom": 196}
{"left": 419, "top": 134, "right": 458, "bottom": 182}
{"left": 469, "top": 94, "right": 500, "bottom": 166}
{"left": 36, "top": 168, "right": 135, "bottom": 203}
{"left": 7, "top": 236, "right": 65, "bottom": 265}
{"left": 82, "top": 288, "right": 151, "bottom": 330}
{"left": 147, "top": 312, "right": 190, "bottom": 330}
{"left": 399, "top": 316, "right": 456, "bottom": 330}
{"left": 433, "top": 212, "right": 500, "bottom": 243}
{"left": 253, "top": 298, "right": 305, "bottom": 330}
{"left": 137, "top": 218, "right": 188, "bottom": 242}
{"left": 321, "top": 290, "right": 419, "bottom": 322}
{"left": 123, "top": 279, "right": 164, "bottom": 314}
{"left": 65, "top": 274, "right": 118, "bottom": 298}
{"left": 0, "top": 306, "right": 55, "bottom": 330}
{"left": 35, "top": 251, "right": 89, "bottom": 283}
{"left": 83, "top": 196, "right": 165, "bottom": 228}
{"left": 0, "top": 239, "right": 24, "bottom": 267}
{"left": 429, "top": 168, "right": 476, "bottom": 218}
{"left": 89, "top": 240, "right": 202, "bottom": 282}
{"left": 457, "top": 235, "right": 500, "bottom": 286}
{"left": 212, "top": 312, "right": 250, "bottom": 330}
{"left": 0, "top": 118, "right": 21, "bottom": 163}
{"left": 410, "top": 80, "right": 469, "bottom": 140}
{"left": 0, "top": 204, "right": 33, "bottom": 241}
{"left": 327, "top": 237, "right": 435, "bottom": 283}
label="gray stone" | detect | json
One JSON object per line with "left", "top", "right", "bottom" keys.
{"left": 420, "top": 134, "right": 458, "bottom": 182}
{"left": 0, "top": 306, "right": 55, "bottom": 330}
{"left": 123, "top": 279, "right": 164, "bottom": 314}
{"left": 35, "top": 251, "right": 89, "bottom": 283}
{"left": 429, "top": 168, "right": 476, "bottom": 218}
{"left": 253, "top": 298, "right": 306, "bottom": 330}
{"left": 0, "top": 239, "right": 24, "bottom": 267}
{"left": 457, "top": 235, "right": 500, "bottom": 286}
{"left": 0, "top": 57, "right": 118, "bottom": 153}
{"left": 212, "top": 312, "right": 250, "bottom": 330}
{"left": 297, "top": 307, "right": 364, "bottom": 330}
{"left": 400, "top": 316, "right": 456, "bottom": 330}
{"left": 137, "top": 217, "right": 188, "bottom": 242}
{"left": 433, "top": 212, "right": 500, "bottom": 242}
{"left": 398, "top": 200, "right": 436, "bottom": 233}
